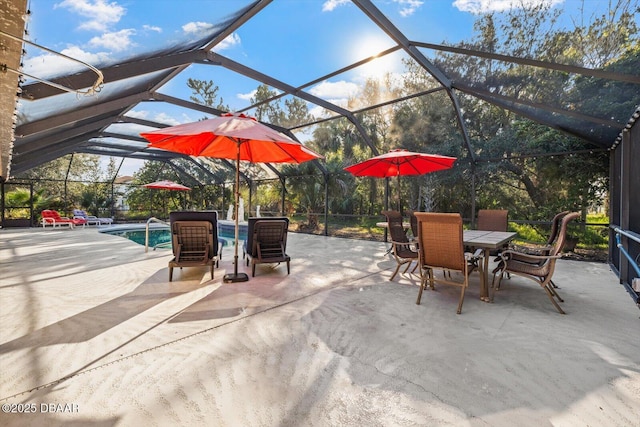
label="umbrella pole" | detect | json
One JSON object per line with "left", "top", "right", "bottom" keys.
{"left": 224, "top": 143, "right": 249, "bottom": 283}
{"left": 397, "top": 172, "right": 402, "bottom": 214}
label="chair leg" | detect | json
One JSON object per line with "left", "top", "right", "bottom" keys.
{"left": 546, "top": 283, "right": 564, "bottom": 302}
{"left": 493, "top": 269, "right": 505, "bottom": 291}
{"left": 544, "top": 285, "right": 566, "bottom": 314}
{"left": 286, "top": 260, "right": 290, "bottom": 275}
{"left": 210, "top": 264, "right": 214, "bottom": 280}
{"left": 252, "top": 262, "right": 256, "bottom": 277}
{"left": 402, "top": 260, "right": 412, "bottom": 274}
{"left": 416, "top": 274, "right": 426, "bottom": 304}
{"left": 169, "top": 266, "right": 173, "bottom": 282}
{"left": 389, "top": 262, "right": 402, "bottom": 281}
{"left": 456, "top": 286, "right": 466, "bottom": 314}
{"left": 416, "top": 268, "right": 434, "bottom": 305}
{"left": 429, "top": 270, "right": 436, "bottom": 289}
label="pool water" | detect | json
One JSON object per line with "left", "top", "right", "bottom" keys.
{"left": 117, "top": 229, "right": 172, "bottom": 248}
{"left": 100, "top": 223, "right": 240, "bottom": 248}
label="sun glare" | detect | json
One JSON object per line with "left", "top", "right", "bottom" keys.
{"left": 352, "top": 33, "right": 395, "bottom": 61}
{"left": 348, "top": 33, "right": 402, "bottom": 80}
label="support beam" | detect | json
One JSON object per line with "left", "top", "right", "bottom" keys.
{"left": 413, "top": 41, "right": 640, "bottom": 84}
{"left": 454, "top": 82, "right": 623, "bottom": 128}
{"left": 15, "top": 116, "right": 117, "bottom": 154}
{"left": 150, "top": 92, "right": 228, "bottom": 117}
{"left": 20, "top": 51, "right": 203, "bottom": 100}
{"left": 16, "top": 92, "right": 150, "bottom": 137}
{"left": 117, "top": 116, "right": 174, "bottom": 129}
{"left": 457, "top": 84, "right": 616, "bottom": 149}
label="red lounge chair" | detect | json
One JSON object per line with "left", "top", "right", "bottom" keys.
{"left": 41, "top": 210, "right": 87, "bottom": 228}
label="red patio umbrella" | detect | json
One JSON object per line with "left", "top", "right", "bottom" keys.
{"left": 143, "top": 180, "right": 191, "bottom": 216}
{"left": 140, "top": 112, "right": 322, "bottom": 283}
{"left": 143, "top": 180, "right": 191, "bottom": 191}
{"left": 344, "top": 149, "right": 456, "bottom": 212}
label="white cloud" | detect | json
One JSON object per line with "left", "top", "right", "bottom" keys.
{"left": 126, "top": 110, "right": 187, "bottom": 126}
{"left": 22, "top": 45, "right": 110, "bottom": 79}
{"left": 88, "top": 29, "right": 136, "bottom": 51}
{"left": 124, "top": 110, "right": 148, "bottom": 119}
{"left": 55, "top": 0, "right": 126, "bottom": 32}
{"left": 322, "top": 0, "right": 350, "bottom": 12}
{"left": 323, "top": 0, "right": 422, "bottom": 16}
{"left": 152, "top": 112, "right": 182, "bottom": 126}
{"left": 395, "top": 0, "right": 424, "bottom": 17}
{"left": 309, "top": 105, "right": 341, "bottom": 119}
{"left": 308, "top": 80, "right": 360, "bottom": 118}
{"left": 182, "top": 21, "right": 214, "bottom": 33}
{"left": 309, "top": 80, "right": 359, "bottom": 100}
{"left": 142, "top": 24, "right": 162, "bottom": 33}
{"left": 453, "top": 0, "right": 563, "bottom": 14}
{"left": 213, "top": 33, "right": 241, "bottom": 52}
{"left": 182, "top": 23, "right": 240, "bottom": 51}
{"left": 237, "top": 89, "right": 257, "bottom": 101}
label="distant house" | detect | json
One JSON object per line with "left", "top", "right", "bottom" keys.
{"left": 114, "top": 176, "right": 135, "bottom": 211}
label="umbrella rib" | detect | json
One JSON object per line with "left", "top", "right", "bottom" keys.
{"left": 271, "top": 139, "right": 305, "bottom": 163}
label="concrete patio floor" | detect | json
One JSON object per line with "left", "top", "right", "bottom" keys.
{"left": 0, "top": 226, "right": 638, "bottom": 426}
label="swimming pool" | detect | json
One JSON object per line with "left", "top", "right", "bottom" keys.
{"left": 99, "top": 220, "right": 246, "bottom": 248}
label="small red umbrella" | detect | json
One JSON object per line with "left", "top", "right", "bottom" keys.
{"left": 143, "top": 180, "right": 191, "bottom": 191}
{"left": 141, "top": 112, "right": 322, "bottom": 283}
{"left": 143, "top": 180, "right": 191, "bottom": 216}
{"left": 345, "top": 149, "right": 456, "bottom": 211}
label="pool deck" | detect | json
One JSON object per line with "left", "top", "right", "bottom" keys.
{"left": 1, "top": 226, "right": 638, "bottom": 426}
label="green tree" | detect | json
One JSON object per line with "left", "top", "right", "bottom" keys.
{"left": 16, "top": 153, "right": 108, "bottom": 214}
{"left": 3, "top": 187, "right": 52, "bottom": 219}
{"left": 250, "top": 84, "right": 283, "bottom": 123}
{"left": 186, "top": 78, "right": 230, "bottom": 112}
{"left": 390, "top": 0, "right": 639, "bottom": 221}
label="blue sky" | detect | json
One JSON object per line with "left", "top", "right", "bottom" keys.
{"left": 19, "top": 0, "right": 622, "bottom": 175}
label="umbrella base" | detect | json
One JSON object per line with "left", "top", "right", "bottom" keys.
{"left": 223, "top": 272, "right": 249, "bottom": 283}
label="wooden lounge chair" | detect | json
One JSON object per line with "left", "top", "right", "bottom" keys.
{"left": 168, "top": 220, "right": 217, "bottom": 282}
{"left": 247, "top": 219, "right": 290, "bottom": 277}
{"left": 414, "top": 212, "right": 483, "bottom": 314}
{"left": 243, "top": 217, "right": 289, "bottom": 264}
{"left": 41, "top": 209, "right": 86, "bottom": 228}
{"left": 382, "top": 210, "right": 418, "bottom": 281}
{"left": 492, "top": 212, "right": 580, "bottom": 314}
{"left": 169, "top": 210, "right": 221, "bottom": 266}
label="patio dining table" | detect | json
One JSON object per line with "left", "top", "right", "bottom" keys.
{"left": 463, "top": 230, "right": 517, "bottom": 301}
{"left": 375, "top": 221, "right": 411, "bottom": 230}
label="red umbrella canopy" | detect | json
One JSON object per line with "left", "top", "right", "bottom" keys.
{"left": 143, "top": 180, "right": 191, "bottom": 191}
{"left": 344, "top": 149, "right": 456, "bottom": 177}
{"left": 140, "top": 113, "right": 322, "bottom": 164}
